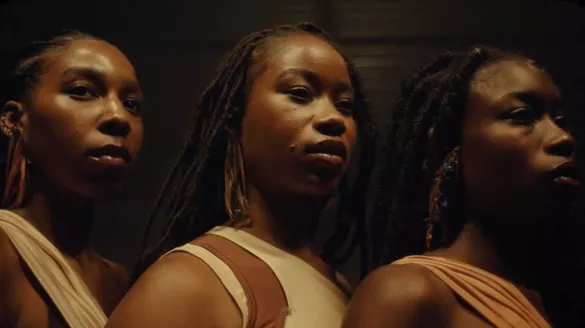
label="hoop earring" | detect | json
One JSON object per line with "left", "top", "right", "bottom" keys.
{"left": 426, "top": 146, "right": 460, "bottom": 250}
{"left": 3, "top": 128, "right": 29, "bottom": 208}
{"left": 224, "top": 134, "right": 249, "bottom": 227}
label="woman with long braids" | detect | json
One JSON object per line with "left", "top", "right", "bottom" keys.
{"left": 106, "top": 22, "right": 374, "bottom": 328}
{"left": 0, "top": 31, "right": 144, "bottom": 327}
{"left": 343, "top": 46, "right": 582, "bottom": 328}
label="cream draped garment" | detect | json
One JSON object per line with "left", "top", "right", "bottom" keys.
{"left": 0, "top": 209, "right": 106, "bottom": 328}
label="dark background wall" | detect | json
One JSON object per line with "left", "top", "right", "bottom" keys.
{"left": 1, "top": 0, "right": 584, "bottom": 286}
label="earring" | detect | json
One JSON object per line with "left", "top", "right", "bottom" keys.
{"left": 426, "top": 146, "right": 460, "bottom": 250}
{"left": 425, "top": 218, "right": 434, "bottom": 251}
{"left": 3, "top": 129, "right": 29, "bottom": 208}
{"left": 0, "top": 120, "right": 13, "bottom": 138}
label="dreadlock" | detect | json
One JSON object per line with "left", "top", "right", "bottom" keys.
{"left": 134, "top": 22, "right": 375, "bottom": 280}
{"left": 0, "top": 30, "right": 100, "bottom": 208}
{"left": 371, "top": 46, "right": 536, "bottom": 266}
{"left": 372, "top": 45, "right": 585, "bottom": 327}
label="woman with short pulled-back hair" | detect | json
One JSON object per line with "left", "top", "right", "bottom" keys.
{"left": 0, "top": 31, "right": 144, "bottom": 328}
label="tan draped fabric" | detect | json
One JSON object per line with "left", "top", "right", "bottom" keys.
{"left": 164, "top": 226, "right": 348, "bottom": 328}
{"left": 392, "top": 255, "right": 550, "bottom": 328}
{"left": 0, "top": 210, "right": 107, "bottom": 328}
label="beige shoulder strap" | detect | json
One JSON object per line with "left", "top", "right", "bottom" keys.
{"left": 165, "top": 233, "right": 289, "bottom": 328}
{"left": 393, "top": 255, "right": 550, "bottom": 328}
{"left": 166, "top": 243, "right": 250, "bottom": 328}
{"left": 0, "top": 210, "right": 106, "bottom": 328}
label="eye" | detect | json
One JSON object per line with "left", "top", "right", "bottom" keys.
{"left": 123, "top": 99, "right": 142, "bottom": 114}
{"left": 505, "top": 107, "right": 540, "bottom": 125}
{"left": 66, "top": 85, "right": 96, "bottom": 99}
{"left": 286, "top": 87, "right": 313, "bottom": 104}
{"left": 554, "top": 115, "right": 567, "bottom": 128}
{"left": 336, "top": 99, "right": 355, "bottom": 115}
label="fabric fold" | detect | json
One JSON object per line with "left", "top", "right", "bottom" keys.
{"left": 393, "top": 255, "right": 550, "bottom": 328}
{"left": 0, "top": 209, "right": 106, "bottom": 328}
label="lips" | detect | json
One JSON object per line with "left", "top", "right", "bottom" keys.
{"left": 85, "top": 145, "right": 131, "bottom": 167}
{"left": 549, "top": 161, "right": 581, "bottom": 188}
{"left": 305, "top": 139, "right": 347, "bottom": 166}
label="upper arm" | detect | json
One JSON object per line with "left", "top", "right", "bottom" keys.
{"left": 105, "top": 252, "right": 241, "bottom": 328}
{"left": 342, "top": 264, "right": 453, "bottom": 328}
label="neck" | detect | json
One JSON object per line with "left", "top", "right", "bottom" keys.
{"left": 439, "top": 220, "right": 505, "bottom": 277}
{"left": 241, "top": 184, "right": 329, "bottom": 256}
{"left": 438, "top": 215, "right": 557, "bottom": 288}
{"left": 14, "top": 179, "right": 95, "bottom": 258}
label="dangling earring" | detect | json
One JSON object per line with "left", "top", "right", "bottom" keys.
{"left": 426, "top": 146, "right": 460, "bottom": 250}
{"left": 2, "top": 125, "right": 29, "bottom": 209}
{"left": 224, "top": 134, "right": 249, "bottom": 227}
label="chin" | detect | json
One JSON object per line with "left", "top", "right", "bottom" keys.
{"left": 74, "top": 180, "right": 124, "bottom": 200}
{"left": 267, "top": 174, "right": 342, "bottom": 199}
{"left": 298, "top": 180, "right": 341, "bottom": 197}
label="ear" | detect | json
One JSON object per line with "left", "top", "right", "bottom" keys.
{"left": 1, "top": 101, "right": 25, "bottom": 138}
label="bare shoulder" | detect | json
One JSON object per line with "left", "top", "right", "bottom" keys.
{"left": 106, "top": 250, "right": 241, "bottom": 328}
{"left": 342, "top": 263, "right": 455, "bottom": 328}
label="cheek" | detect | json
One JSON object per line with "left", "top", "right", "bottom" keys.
{"left": 24, "top": 96, "right": 93, "bottom": 161}
{"left": 128, "top": 118, "right": 144, "bottom": 156}
{"left": 462, "top": 124, "right": 540, "bottom": 204}
{"left": 345, "top": 119, "right": 358, "bottom": 155}
{"left": 241, "top": 95, "right": 304, "bottom": 160}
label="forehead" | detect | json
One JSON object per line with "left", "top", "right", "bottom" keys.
{"left": 43, "top": 39, "right": 136, "bottom": 80}
{"left": 260, "top": 34, "right": 350, "bottom": 81}
{"left": 470, "top": 60, "right": 561, "bottom": 105}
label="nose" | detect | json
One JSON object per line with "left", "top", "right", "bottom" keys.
{"left": 98, "top": 98, "right": 131, "bottom": 138}
{"left": 545, "top": 119, "right": 575, "bottom": 158}
{"left": 313, "top": 100, "right": 347, "bottom": 137}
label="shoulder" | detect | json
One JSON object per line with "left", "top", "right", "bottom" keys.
{"left": 106, "top": 249, "right": 241, "bottom": 328}
{"left": 342, "top": 263, "right": 455, "bottom": 328}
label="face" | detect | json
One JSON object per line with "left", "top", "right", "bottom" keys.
{"left": 240, "top": 34, "right": 358, "bottom": 198}
{"left": 461, "top": 59, "right": 578, "bottom": 222}
{"left": 5, "top": 39, "right": 144, "bottom": 198}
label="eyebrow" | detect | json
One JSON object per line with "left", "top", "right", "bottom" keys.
{"left": 509, "top": 91, "right": 563, "bottom": 110}
{"left": 63, "top": 67, "right": 142, "bottom": 95}
{"left": 276, "top": 68, "right": 354, "bottom": 93}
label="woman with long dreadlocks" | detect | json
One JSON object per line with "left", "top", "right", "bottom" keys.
{"left": 0, "top": 31, "right": 144, "bottom": 327}
{"left": 343, "top": 46, "right": 583, "bottom": 328}
{"left": 106, "top": 22, "right": 374, "bottom": 328}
